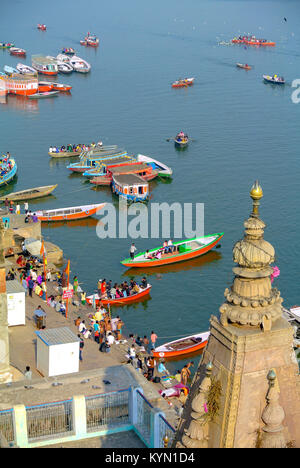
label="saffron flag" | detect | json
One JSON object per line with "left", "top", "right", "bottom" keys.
{"left": 40, "top": 241, "right": 45, "bottom": 256}
{"left": 64, "top": 260, "right": 70, "bottom": 278}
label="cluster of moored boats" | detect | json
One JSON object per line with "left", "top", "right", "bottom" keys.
{"left": 51, "top": 144, "right": 173, "bottom": 203}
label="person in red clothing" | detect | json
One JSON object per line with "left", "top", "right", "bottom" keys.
{"left": 100, "top": 279, "right": 107, "bottom": 299}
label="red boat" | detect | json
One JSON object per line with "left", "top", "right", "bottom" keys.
{"left": 89, "top": 161, "right": 159, "bottom": 186}
{"left": 37, "top": 24, "right": 46, "bottom": 31}
{"left": 10, "top": 47, "right": 26, "bottom": 57}
{"left": 232, "top": 36, "right": 275, "bottom": 47}
{"left": 86, "top": 285, "right": 152, "bottom": 306}
{"left": 80, "top": 33, "right": 99, "bottom": 47}
{"left": 172, "top": 77, "right": 194, "bottom": 88}
{"left": 153, "top": 331, "right": 210, "bottom": 358}
{"left": 38, "top": 82, "right": 54, "bottom": 93}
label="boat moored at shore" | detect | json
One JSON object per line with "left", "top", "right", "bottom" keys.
{"left": 0, "top": 157, "right": 17, "bottom": 187}
{"left": 153, "top": 331, "right": 210, "bottom": 358}
{"left": 112, "top": 174, "right": 149, "bottom": 202}
{"left": 35, "top": 203, "right": 106, "bottom": 222}
{"left": 0, "top": 74, "right": 38, "bottom": 96}
{"left": 0, "top": 184, "right": 57, "bottom": 202}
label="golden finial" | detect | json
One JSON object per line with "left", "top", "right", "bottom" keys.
{"left": 163, "top": 435, "right": 169, "bottom": 448}
{"left": 250, "top": 181, "right": 263, "bottom": 217}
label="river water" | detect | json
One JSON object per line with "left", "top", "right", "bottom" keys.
{"left": 1, "top": 0, "right": 299, "bottom": 373}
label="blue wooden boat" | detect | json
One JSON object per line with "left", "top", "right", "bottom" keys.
{"left": 4, "top": 65, "right": 20, "bottom": 75}
{"left": 0, "top": 158, "right": 17, "bottom": 186}
{"left": 67, "top": 150, "right": 129, "bottom": 173}
{"left": 111, "top": 174, "right": 149, "bottom": 202}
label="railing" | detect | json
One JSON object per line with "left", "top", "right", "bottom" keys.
{"left": 26, "top": 400, "right": 73, "bottom": 442}
{"left": 0, "top": 409, "right": 14, "bottom": 445}
{"left": 158, "top": 414, "right": 176, "bottom": 448}
{"left": 86, "top": 389, "right": 130, "bottom": 432}
{"left": 135, "top": 390, "right": 152, "bottom": 446}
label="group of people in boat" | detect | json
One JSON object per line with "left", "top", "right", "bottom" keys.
{"left": 271, "top": 74, "right": 284, "bottom": 82}
{"left": 97, "top": 277, "right": 148, "bottom": 300}
{"left": 144, "top": 240, "right": 176, "bottom": 260}
{"left": 49, "top": 144, "right": 83, "bottom": 153}
{"left": 0, "top": 153, "right": 13, "bottom": 177}
{"left": 49, "top": 140, "right": 103, "bottom": 153}
{"left": 233, "top": 35, "right": 268, "bottom": 44}
{"left": 175, "top": 131, "right": 188, "bottom": 142}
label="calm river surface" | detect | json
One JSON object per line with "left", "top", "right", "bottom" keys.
{"left": 1, "top": 0, "right": 300, "bottom": 372}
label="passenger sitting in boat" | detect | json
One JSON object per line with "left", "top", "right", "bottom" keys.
{"left": 49, "top": 146, "right": 53, "bottom": 153}
{"left": 67, "top": 144, "right": 72, "bottom": 152}
{"left": 163, "top": 240, "right": 168, "bottom": 253}
{"left": 60, "top": 146, "right": 65, "bottom": 151}
{"left": 140, "top": 277, "right": 147, "bottom": 289}
{"left": 132, "top": 282, "right": 140, "bottom": 294}
{"left": 145, "top": 249, "right": 153, "bottom": 259}
{"left": 167, "top": 239, "right": 175, "bottom": 253}
{"left": 97, "top": 141, "right": 103, "bottom": 147}
{"left": 115, "top": 287, "right": 123, "bottom": 298}
{"left": 154, "top": 249, "right": 163, "bottom": 260}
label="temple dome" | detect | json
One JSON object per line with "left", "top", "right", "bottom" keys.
{"left": 233, "top": 238, "right": 275, "bottom": 268}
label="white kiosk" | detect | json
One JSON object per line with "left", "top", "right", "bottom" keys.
{"left": 6, "top": 280, "right": 26, "bottom": 327}
{"left": 35, "top": 327, "right": 80, "bottom": 377}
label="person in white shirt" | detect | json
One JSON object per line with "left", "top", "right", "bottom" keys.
{"left": 130, "top": 243, "right": 137, "bottom": 260}
{"left": 78, "top": 320, "right": 86, "bottom": 333}
{"left": 167, "top": 239, "right": 175, "bottom": 253}
{"left": 106, "top": 333, "right": 115, "bottom": 345}
{"left": 129, "top": 345, "right": 136, "bottom": 359}
{"left": 31, "top": 270, "right": 37, "bottom": 281}
{"left": 83, "top": 329, "right": 91, "bottom": 339}
{"left": 15, "top": 204, "right": 20, "bottom": 214}
{"left": 24, "top": 202, "right": 29, "bottom": 214}
{"left": 49, "top": 147, "right": 53, "bottom": 153}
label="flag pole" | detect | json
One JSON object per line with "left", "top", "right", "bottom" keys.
{"left": 65, "top": 260, "right": 70, "bottom": 319}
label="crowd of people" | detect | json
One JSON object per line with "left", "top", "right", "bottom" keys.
{"left": 96, "top": 277, "right": 149, "bottom": 300}
{"left": 49, "top": 141, "right": 103, "bottom": 154}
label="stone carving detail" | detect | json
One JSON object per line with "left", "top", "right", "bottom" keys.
{"left": 219, "top": 181, "right": 283, "bottom": 329}
{"left": 181, "top": 362, "right": 213, "bottom": 448}
{"left": 260, "top": 370, "right": 286, "bottom": 448}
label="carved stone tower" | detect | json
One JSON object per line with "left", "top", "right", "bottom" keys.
{"left": 176, "top": 182, "right": 300, "bottom": 448}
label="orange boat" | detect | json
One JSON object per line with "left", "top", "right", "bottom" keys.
{"left": 52, "top": 83, "right": 72, "bottom": 92}
{"left": 232, "top": 36, "right": 275, "bottom": 47}
{"left": 121, "top": 233, "right": 224, "bottom": 268}
{"left": 38, "top": 81, "right": 54, "bottom": 92}
{"left": 86, "top": 285, "right": 152, "bottom": 306}
{"left": 236, "top": 63, "right": 251, "bottom": 70}
{"left": 153, "top": 331, "right": 210, "bottom": 358}
{"left": 35, "top": 203, "right": 106, "bottom": 222}
{"left": 0, "top": 74, "right": 38, "bottom": 96}
{"left": 172, "top": 77, "right": 194, "bottom": 88}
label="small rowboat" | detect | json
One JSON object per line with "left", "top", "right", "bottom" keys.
{"left": 121, "top": 233, "right": 224, "bottom": 268}
{"left": 86, "top": 285, "right": 152, "bottom": 306}
{"left": 80, "top": 35, "right": 99, "bottom": 47}
{"left": 0, "top": 184, "right": 57, "bottom": 202}
{"left": 57, "top": 61, "right": 73, "bottom": 74}
{"left": 69, "top": 56, "right": 91, "bottom": 73}
{"left": 136, "top": 154, "right": 173, "bottom": 178}
{"left": 28, "top": 91, "right": 59, "bottom": 99}
{"left": 174, "top": 132, "right": 188, "bottom": 147}
{"left": 38, "top": 81, "right": 54, "bottom": 92}
{"left": 153, "top": 331, "right": 210, "bottom": 358}
{"left": 236, "top": 63, "right": 251, "bottom": 70}
{"left": 35, "top": 203, "right": 106, "bottom": 222}
{"left": 263, "top": 74, "right": 285, "bottom": 84}
{"left": 10, "top": 47, "right": 26, "bottom": 57}
{"left": 37, "top": 24, "right": 46, "bottom": 31}
{"left": 52, "top": 83, "right": 72, "bottom": 92}
{"left": 172, "top": 77, "right": 194, "bottom": 88}
{"left": 16, "top": 63, "right": 37, "bottom": 75}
